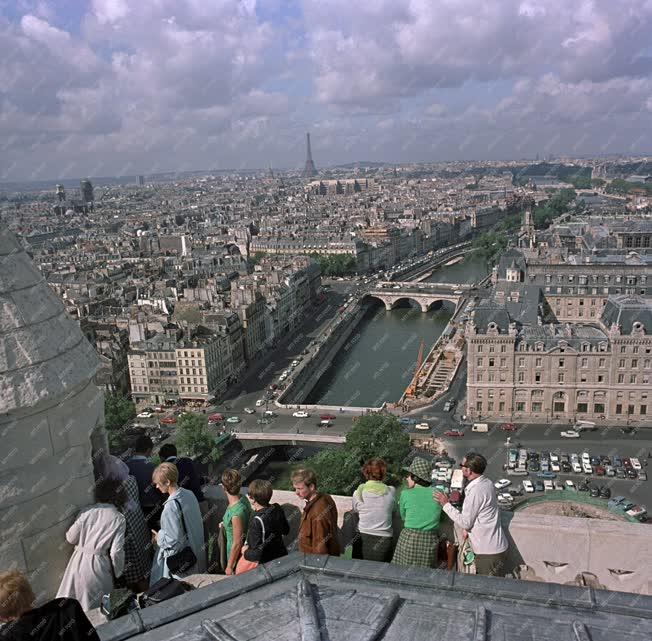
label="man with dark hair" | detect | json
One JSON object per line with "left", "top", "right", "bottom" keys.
{"left": 434, "top": 451, "right": 508, "bottom": 577}
{"left": 126, "top": 435, "right": 164, "bottom": 529}
{"left": 158, "top": 443, "right": 204, "bottom": 503}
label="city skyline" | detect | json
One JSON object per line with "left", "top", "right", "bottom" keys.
{"left": 2, "top": 1, "right": 652, "bottom": 181}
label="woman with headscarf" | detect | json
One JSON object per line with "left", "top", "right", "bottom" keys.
{"left": 94, "top": 451, "right": 151, "bottom": 591}
{"left": 56, "top": 479, "right": 127, "bottom": 611}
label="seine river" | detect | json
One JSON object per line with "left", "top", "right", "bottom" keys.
{"left": 305, "top": 252, "right": 489, "bottom": 407}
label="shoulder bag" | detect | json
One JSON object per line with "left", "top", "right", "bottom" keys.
{"left": 235, "top": 516, "right": 264, "bottom": 575}
{"left": 166, "top": 498, "right": 198, "bottom": 575}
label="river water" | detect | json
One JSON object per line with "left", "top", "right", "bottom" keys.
{"left": 305, "top": 251, "right": 489, "bottom": 407}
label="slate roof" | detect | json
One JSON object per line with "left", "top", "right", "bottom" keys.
{"left": 96, "top": 554, "right": 652, "bottom": 641}
{"left": 600, "top": 295, "right": 652, "bottom": 335}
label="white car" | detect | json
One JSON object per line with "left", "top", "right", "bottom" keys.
{"left": 293, "top": 411, "right": 309, "bottom": 418}
{"left": 494, "top": 479, "right": 512, "bottom": 490}
{"left": 582, "top": 462, "right": 593, "bottom": 475}
{"left": 631, "top": 457, "right": 642, "bottom": 470}
{"left": 522, "top": 480, "right": 535, "bottom": 493}
{"left": 549, "top": 453, "right": 559, "bottom": 463}
{"left": 565, "top": 480, "right": 576, "bottom": 491}
{"left": 255, "top": 399, "right": 265, "bottom": 407}
{"left": 244, "top": 408, "right": 255, "bottom": 414}
{"left": 560, "top": 430, "right": 580, "bottom": 438}
{"left": 137, "top": 411, "right": 152, "bottom": 418}
{"left": 544, "top": 480, "right": 554, "bottom": 491}
{"left": 415, "top": 422, "right": 430, "bottom": 430}
{"left": 551, "top": 462, "right": 560, "bottom": 473}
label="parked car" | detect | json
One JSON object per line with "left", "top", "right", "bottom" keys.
{"left": 543, "top": 480, "right": 554, "bottom": 491}
{"left": 444, "top": 429, "right": 464, "bottom": 438}
{"left": 560, "top": 430, "right": 580, "bottom": 438}
{"left": 612, "top": 456, "right": 622, "bottom": 467}
{"left": 255, "top": 399, "right": 265, "bottom": 407}
{"left": 608, "top": 496, "right": 627, "bottom": 509}
{"left": 528, "top": 462, "right": 540, "bottom": 472}
{"left": 500, "top": 423, "right": 516, "bottom": 431}
{"left": 207, "top": 413, "right": 223, "bottom": 423}
{"left": 293, "top": 411, "right": 309, "bottom": 418}
{"left": 226, "top": 416, "right": 241, "bottom": 424}
{"left": 595, "top": 465, "right": 606, "bottom": 476}
{"left": 320, "top": 414, "right": 337, "bottom": 420}
{"left": 415, "top": 422, "right": 430, "bottom": 431}
{"left": 639, "top": 471, "right": 648, "bottom": 481}
{"left": 244, "top": 408, "right": 256, "bottom": 414}
{"left": 537, "top": 471, "right": 556, "bottom": 479}
{"left": 508, "top": 488, "right": 524, "bottom": 497}
{"left": 631, "top": 458, "right": 642, "bottom": 470}
{"left": 565, "top": 480, "right": 576, "bottom": 491}
{"left": 561, "top": 462, "right": 572, "bottom": 473}
{"left": 264, "top": 410, "right": 277, "bottom": 417}
{"left": 160, "top": 416, "right": 177, "bottom": 425}
{"left": 257, "top": 418, "right": 271, "bottom": 425}
{"left": 137, "top": 411, "right": 153, "bottom": 418}
{"left": 399, "top": 417, "right": 416, "bottom": 425}
{"left": 578, "top": 482, "right": 590, "bottom": 492}
{"left": 627, "top": 468, "right": 638, "bottom": 479}
{"left": 534, "top": 481, "right": 544, "bottom": 492}
{"left": 589, "top": 487, "right": 600, "bottom": 498}
{"left": 522, "top": 480, "right": 535, "bottom": 493}
{"left": 494, "top": 479, "right": 511, "bottom": 490}
{"left": 616, "top": 468, "right": 627, "bottom": 479}
{"left": 599, "top": 486, "right": 611, "bottom": 499}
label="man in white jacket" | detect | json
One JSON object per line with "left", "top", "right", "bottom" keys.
{"left": 433, "top": 452, "right": 509, "bottom": 576}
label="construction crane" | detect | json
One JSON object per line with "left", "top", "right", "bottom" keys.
{"left": 404, "top": 339, "right": 425, "bottom": 399}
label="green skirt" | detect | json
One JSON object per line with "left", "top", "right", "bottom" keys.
{"left": 391, "top": 528, "right": 438, "bottom": 568}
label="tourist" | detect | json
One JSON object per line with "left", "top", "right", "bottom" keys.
{"left": 126, "top": 435, "right": 164, "bottom": 529}
{"left": 149, "top": 463, "right": 206, "bottom": 586}
{"left": 56, "top": 479, "right": 127, "bottom": 611}
{"left": 94, "top": 451, "right": 151, "bottom": 591}
{"left": 351, "top": 458, "right": 395, "bottom": 562}
{"left": 241, "top": 479, "right": 290, "bottom": 565}
{"left": 221, "top": 469, "right": 253, "bottom": 575}
{"left": 0, "top": 571, "right": 99, "bottom": 641}
{"left": 159, "top": 443, "right": 205, "bottom": 503}
{"left": 434, "top": 452, "right": 509, "bottom": 577}
{"left": 292, "top": 468, "right": 341, "bottom": 556}
{"left": 391, "top": 457, "right": 441, "bottom": 568}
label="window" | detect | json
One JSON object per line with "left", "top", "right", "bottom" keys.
{"left": 519, "top": 357, "right": 525, "bottom": 367}
{"left": 594, "top": 403, "right": 605, "bottom": 414}
{"left": 630, "top": 375, "right": 636, "bottom": 384}
{"left": 632, "top": 359, "right": 638, "bottom": 368}
{"left": 599, "top": 358, "right": 606, "bottom": 368}
{"left": 516, "top": 402, "right": 526, "bottom": 412}
{"left": 500, "top": 358, "right": 506, "bottom": 367}
{"left": 553, "top": 401, "right": 565, "bottom": 412}
{"left": 580, "top": 373, "right": 587, "bottom": 382}
{"left": 628, "top": 404, "right": 635, "bottom": 415}
{"left": 489, "top": 346, "right": 495, "bottom": 353}
{"left": 535, "top": 372, "right": 541, "bottom": 382}
{"left": 488, "top": 372, "right": 495, "bottom": 382}
{"left": 618, "top": 374, "right": 624, "bottom": 383}
{"left": 477, "top": 345, "right": 483, "bottom": 353}
{"left": 641, "top": 405, "right": 647, "bottom": 416}
{"left": 501, "top": 345, "right": 506, "bottom": 353}
{"left": 581, "top": 358, "right": 588, "bottom": 368}
{"left": 518, "top": 372, "right": 524, "bottom": 383}
{"left": 577, "top": 403, "right": 588, "bottom": 413}
{"left": 500, "top": 373, "right": 506, "bottom": 382}
{"left": 616, "top": 404, "right": 622, "bottom": 415}
{"left": 476, "top": 401, "right": 482, "bottom": 412}
{"left": 477, "top": 358, "right": 483, "bottom": 367}
{"left": 487, "top": 401, "right": 494, "bottom": 411}
{"left": 620, "top": 346, "right": 626, "bottom": 353}
{"left": 535, "top": 357, "right": 542, "bottom": 367}
{"left": 619, "top": 359, "right": 625, "bottom": 368}
{"left": 558, "top": 372, "right": 564, "bottom": 383}
{"left": 476, "top": 373, "right": 483, "bottom": 382}
{"left": 558, "top": 358, "right": 564, "bottom": 368}
{"left": 489, "top": 358, "right": 495, "bottom": 367}
{"left": 532, "top": 402, "right": 542, "bottom": 412}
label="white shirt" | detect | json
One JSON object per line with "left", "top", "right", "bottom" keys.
{"left": 443, "top": 475, "right": 508, "bottom": 555}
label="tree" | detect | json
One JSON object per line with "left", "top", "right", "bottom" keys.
{"left": 175, "top": 413, "right": 223, "bottom": 465}
{"left": 249, "top": 251, "right": 266, "bottom": 266}
{"left": 104, "top": 393, "right": 136, "bottom": 450}
{"left": 301, "top": 414, "right": 411, "bottom": 495}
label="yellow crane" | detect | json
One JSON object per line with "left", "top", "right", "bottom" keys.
{"left": 404, "top": 339, "right": 424, "bottom": 398}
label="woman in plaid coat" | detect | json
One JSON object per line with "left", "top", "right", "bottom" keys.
{"left": 391, "top": 457, "right": 441, "bottom": 568}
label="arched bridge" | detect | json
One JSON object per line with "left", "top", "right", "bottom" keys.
{"left": 234, "top": 432, "right": 345, "bottom": 450}
{"left": 366, "top": 282, "right": 472, "bottom": 312}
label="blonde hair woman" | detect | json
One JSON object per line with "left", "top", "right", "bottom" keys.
{"left": 149, "top": 463, "right": 206, "bottom": 586}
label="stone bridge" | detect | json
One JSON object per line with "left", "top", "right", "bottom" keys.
{"left": 234, "top": 432, "right": 346, "bottom": 450}
{"left": 366, "top": 281, "right": 472, "bottom": 312}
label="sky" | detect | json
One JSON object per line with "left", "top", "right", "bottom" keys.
{"left": 1, "top": 0, "right": 652, "bottom": 181}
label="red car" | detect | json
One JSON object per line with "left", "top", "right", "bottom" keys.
{"left": 595, "top": 465, "right": 606, "bottom": 476}
{"left": 160, "top": 416, "right": 176, "bottom": 425}
{"left": 444, "top": 430, "right": 464, "bottom": 438}
{"left": 269, "top": 384, "right": 278, "bottom": 390}
{"left": 499, "top": 423, "right": 516, "bottom": 431}
{"left": 320, "top": 414, "right": 337, "bottom": 420}
{"left": 208, "top": 413, "right": 224, "bottom": 423}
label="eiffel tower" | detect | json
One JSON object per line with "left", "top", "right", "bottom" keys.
{"left": 303, "top": 132, "right": 317, "bottom": 177}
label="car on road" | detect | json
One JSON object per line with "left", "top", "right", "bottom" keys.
{"left": 444, "top": 429, "right": 464, "bottom": 438}
{"left": 160, "top": 416, "right": 176, "bottom": 425}
{"left": 608, "top": 496, "right": 627, "bottom": 510}
{"left": 293, "top": 411, "right": 309, "bottom": 418}
{"left": 264, "top": 410, "right": 277, "bottom": 417}
{"left": 522, "top": 480, "right": 535, "bottom": 493}
{"left": 137, "top": 411, "right": 153, "bottom": 418}
{"left": 415, "top": 422, "right": 430, "bottom": 430}
{"left": 320, "top": 414, "right": 337, "bottom": 420}
{"left": 208, "top": 413, "right": 223, "bottom": 423}
{"left": 244, "top": 408, "right": 255, "bottom": 414}
{"left": 443, "top": 400, "right": 456, "bottom": 412}
{"left": 499, "top": 423, "right": 516, "bottom": 431}
{"left": 255, "top": 399, "right": 265, "bottom": 407}
{"left": 226, "top": 416, "right": 241, "bottom": 424}
{"left": 257, "top": 418, "right": 271, "bottom": 425}
{"left": 494, "top": 479, "right": 511, "bottom": 490}
{"left": 537, "top": 471, "right": 556, "bottom": 479}
{"left": 560, "top": 430, "right": 580, "bottom": 438}
{"left": 399, "top": 418, "right": 416, "bottom": 425}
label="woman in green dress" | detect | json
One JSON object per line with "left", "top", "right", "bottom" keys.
{"left": 221, "top": 469, "right": 253, "bottom": 575}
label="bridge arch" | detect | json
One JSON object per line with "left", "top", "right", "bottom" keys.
{"left": 424, "top": 298, "right": 457, "bottom": 312}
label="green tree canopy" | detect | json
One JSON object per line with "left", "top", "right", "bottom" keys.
{"left": 176, "top": 413, "right": 224, "bottom": 464}
{"left": 310, "top": 253, "right": 357, "bottom": 276}
{"left": 300, "top": 414, "right": 412, "bottom": 495}
{"left": 104, "top": 393, "right": 136, "bottom": 450}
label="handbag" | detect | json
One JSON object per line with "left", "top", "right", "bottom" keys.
{"left": 100, "top": 588, "right": 138, "bottom": 620}
{"left": 165, "top": 499, "right": 198, "bottom": 575}
{"left": 235, "top": 516, "right": 264, "bottom": 575}
{"left": 139, "top": 577, "right": 189, "bottom": 607}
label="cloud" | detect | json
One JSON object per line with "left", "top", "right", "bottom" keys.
{"left": 2, "top": 0, "right": 652, "bottom": 179}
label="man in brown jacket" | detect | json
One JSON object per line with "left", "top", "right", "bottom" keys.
{"left": 292, "top": 468, "right": 341, "bottom": 556}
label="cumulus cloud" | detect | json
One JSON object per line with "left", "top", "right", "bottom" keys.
{"left": 1, "top": 0, "right": 652, "bottom": 179}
